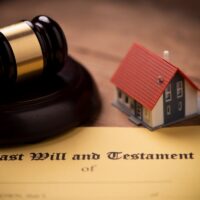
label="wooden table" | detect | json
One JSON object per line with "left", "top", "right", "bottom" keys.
{"left": 1, "top": 0, "right": 199, "bottom": 127}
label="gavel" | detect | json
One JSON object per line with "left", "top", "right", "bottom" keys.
{"left": 0, "top": 15, "right": 67, "bottom": 85}
{"left": 0, "top": 15, "right": 101, "bottom": 146}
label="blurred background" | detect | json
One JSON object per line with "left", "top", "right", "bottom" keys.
{"left": 0, "top": 0, "right": 200, "bottom": 126}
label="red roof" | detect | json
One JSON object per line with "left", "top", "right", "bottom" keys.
{"left": 111, "top": 43, "right": 199, "bottom": 110}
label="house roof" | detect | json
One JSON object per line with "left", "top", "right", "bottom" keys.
{"left": 111, "top": 43, "right": 199, "bottom": 110}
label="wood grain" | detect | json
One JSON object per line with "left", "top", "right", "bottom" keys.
{"left": 0, "top": 0, "right": 199, "bottom": 127}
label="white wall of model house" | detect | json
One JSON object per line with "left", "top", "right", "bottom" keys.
{"left": 116, "top": 88, "right": 130, "bottom": 107}
{"left": 139, "top": 95, "right": 164, "bottom": 128}
{"left": 185, "top": 80, "right": 198, "bottom": 116}
{"left": 151, "top": 95, "right": 164, "bottom": 127}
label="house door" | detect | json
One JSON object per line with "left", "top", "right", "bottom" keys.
{"left": 135, "top": 102, "right": 143, "bottom": 120}
{"left": 131, "top": 100, "right": 136, "bottom": 115}
{"left": 164, "top": 73, "right": 185, "bottom": 124}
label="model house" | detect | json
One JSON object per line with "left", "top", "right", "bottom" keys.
{"left": 111, "top": 43, "right": 199, "bottom": 130}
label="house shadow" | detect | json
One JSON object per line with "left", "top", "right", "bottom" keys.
{"left": 170, "top": 115, "right": 200, "bottom": 127}
{"left": 154, "top": 115, "right": 200, "bottom": 141}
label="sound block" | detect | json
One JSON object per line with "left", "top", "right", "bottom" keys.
{"left": 0, "top": 56, "right": 101, "bottom": 146}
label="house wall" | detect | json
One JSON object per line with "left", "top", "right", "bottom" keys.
{"left": 116, "top": 88, "right": 131, "bottom": 107}
{"left": 151, "top": 95, "right": 164, "bottom": 127}
{"left": 143, "top": 107, "right": 152, "bottom": 127}
{"left": 185, "top": 80, "right": 198, "bottom": 116}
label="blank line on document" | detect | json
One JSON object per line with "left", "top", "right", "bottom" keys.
{"left": 0, "top": 180, "right": 172, "bottom": 185}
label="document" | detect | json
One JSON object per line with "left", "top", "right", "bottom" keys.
{"left": 0, "top": 126, "right": 200, "bottom": 200}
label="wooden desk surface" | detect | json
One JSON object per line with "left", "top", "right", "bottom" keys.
{"left": 1, "top": 0, "right": 199, "bottom": 127}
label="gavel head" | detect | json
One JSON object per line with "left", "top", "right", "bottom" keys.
{"left": 0, "top": 15, "right": 67, "bottom": 85}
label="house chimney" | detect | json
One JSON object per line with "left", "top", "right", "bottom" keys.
{"left": 163, "top": 50, "right": 170, "bottom": 61}
{"left": 157, "top": 75, "right": 164, "bottom": 84}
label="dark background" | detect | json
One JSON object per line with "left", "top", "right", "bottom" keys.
{"left": 0, "top": 0, "right": 199, "bottom": 126}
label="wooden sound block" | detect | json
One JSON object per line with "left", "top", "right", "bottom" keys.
{"left": 0, "top": 56, "right": 101, "bottom": 146}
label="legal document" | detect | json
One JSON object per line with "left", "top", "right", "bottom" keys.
{"left": 0, "top": 126, "right": 200, "bottom": 200}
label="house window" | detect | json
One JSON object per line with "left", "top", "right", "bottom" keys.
{"left": 117, "top": 89, "right": 122, "bottom": 99}
{"left": 178, "top": 101, "right": 182, "bottom": 111}
{"left": 125, "top": 95, "right": 129, "bottom": 104}
{"left": 165, "top": 84, "right": 172, "bottom": 102}
{"left": 166, "top": 105, "right": 171, "bottom": 115}
{"left": 176, "top": 81, "right": 183, "bottom": 98}
{"left": 136, "top": 104, "right": 142, "bottom": 120}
